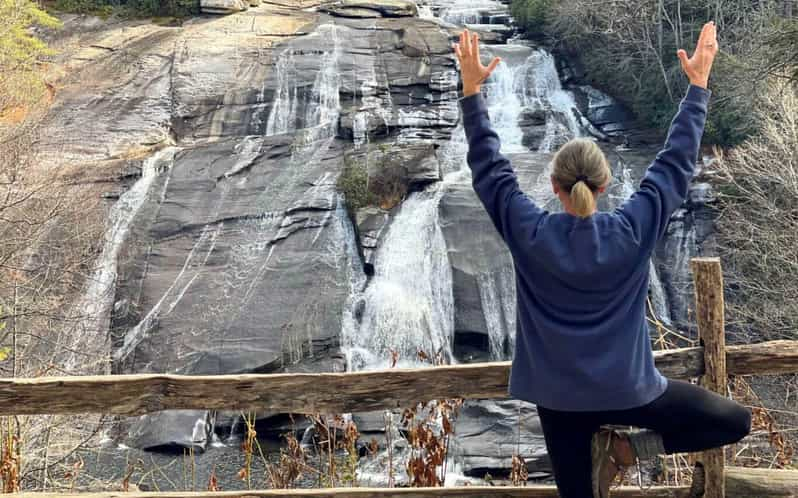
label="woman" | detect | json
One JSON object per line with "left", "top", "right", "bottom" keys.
{"left": 452, "top": 22, "right": 751, "bottom": 498}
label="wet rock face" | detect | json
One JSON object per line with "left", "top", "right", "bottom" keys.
{"left": 113, "top": 134, "right": 351, "bottom": 378}
{"left": 109, "top": 136, "right": 353, "bottom": 449}
{"left": 439, "top": 153, "right": 553, "bottom": 362}
{"left": 570, "top": 85, "right": 635, "bottom": 136}
{"left": 355, "top": 206, "right": 391, "bottom": 267}
{"left": 39, "top": 9, "right": 317, "bottom": 164}
{"left": 654, "top": 159, "right": 719, "bottom": 336}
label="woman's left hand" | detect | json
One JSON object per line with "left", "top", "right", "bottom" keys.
{"left": 452, "top": 29, "right": 501, "bottom": 97}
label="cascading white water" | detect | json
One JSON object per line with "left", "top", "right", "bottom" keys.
{"left": 72, "top": 147, "right": 178, "bottom": 372}
{"left": 265, "top": 24, "right": 342, "bottom": 138}
{"left": 611, "top": 160, "right": 672, "bottom": 327}
{"left": 304, "top": 24, "right": 342, "bottom": 135}
{"left": 648, "top": 261, "right": 673, "bottom": 326}
{"left": 333, "top": 0, "right": 658, "bottom": 486}
{"left": 418, "top": 4, "right": 435, "bottom": 18}
{"left": 483, "top": 59, "right": 527, "bottom": 152}
{"left": 522, "top": 49, "right": 583, "bottom": 151}
{"left": 347, "top": 186, "right": 455, "bottom": 371}
{"left": 265, "top": 50, "right": 298, "bottom": 136}
{"left": 477, "top": 265, "right": 516, "bottom": 359}
{"left": 440, "top": 0, "right": 505, "bottom": 24}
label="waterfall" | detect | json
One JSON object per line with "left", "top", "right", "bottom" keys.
{"left": 304, "top": 24, "right": 342, "bottom": 135}
{"left": 483, "top": 58, "right": 527, "bottom": 152}
{"left": 347, "top": 186, "right": 455, "bottom": 371}
{"left": 418, "top": 4, "right": 435, "bottom": 18}
{"left": 477, "top": 265, "right": 516, "bottom": 359}
{"left": 648, "top": 261, "right": 672, "bottom": 326}
{"left": 440, "top": 0, "right": 506, "bottom": 24}
{"left": 522, "top": 49, "right": 583, "bottom": 151}
{"left": 265, "top": 24, "right": 342, "bottom": 138}
{"left": 265, "top": 50, "right": 298, "bottom": 136}
{"left": 610, "top": 158, "right": 673, "bottom": 327}
{"left": 71, "top": 147, "right": 177, "bottom": 372}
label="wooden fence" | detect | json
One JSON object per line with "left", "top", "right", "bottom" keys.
{"left": 2, "top": 258, "right": 798, "bottom": 497}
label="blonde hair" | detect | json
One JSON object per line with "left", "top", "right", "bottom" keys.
{"left": 551, "top": 138, "right": 612, "bottom": 218}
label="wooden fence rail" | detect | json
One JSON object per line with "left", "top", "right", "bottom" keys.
{"left": 0, "top": 340, "right": 796, "bottom": 416}
{"left": 6, "top": 468, "right": 798, "bottom": 498}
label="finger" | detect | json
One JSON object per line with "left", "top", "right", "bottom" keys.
{"left": 452, "top": 42, "right": 462, "bottom": 60}
{"left": 697, "top": 21, "right": 714, "bottom": 47}
{"left": 699, "top": 22, "right": 718, "bottom": 54}
{"left": 485, "top": 56, "right": 501, "bottom": 76}
{"left": 472, "top": 32, "right": 480, "bottom": 63}
{"left": 677, "top": 49, "right": 689, "bottom": 67}
{"left": 463, "top": 28, "right": 471, "bottom": 57}
{"left": 709, "top": 22, "right": 718, "bottom": 47}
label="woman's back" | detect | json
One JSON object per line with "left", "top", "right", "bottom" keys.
{"left": 458, "top": 84, "right": 710, "bottom": 411}
{"left": 512, "top": 211, "right": 664, "bottom": 411}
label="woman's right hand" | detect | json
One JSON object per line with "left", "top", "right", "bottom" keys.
{"left": 677, "top": 21, "right": 719, "bottom": 89}
{"left": 452, "top": 29, "right": 501, "bottom": 97}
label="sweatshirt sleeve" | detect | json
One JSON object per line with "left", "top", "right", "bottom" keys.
{"left": 615, "top": 84, "right": 710, "bottom": 251}
{"left": 459, "top": 92, "right": 546, "bottom": 248}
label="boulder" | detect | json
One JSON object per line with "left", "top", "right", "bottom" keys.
{"left": 571, "top": 85, "right": 635, "bottom": 136}
{"left": 200, "top": 0, "right": 249, "bottom": 14}
{"left": 319, "top": 0, "right": 418, "bottom": 18}
{"left": 125, "top": 410, "right": 215, "bottom": 452}
{"left": 341, "top": 140, "right": 441, "bottom": 206}
{"left": 453, "top": 399, "right": 550, "bottom": 477}
{"left": 355, "top": 206, "right": 391, "bottom": 265}
{"left": 518, "top": 108, "right": 547, "bottom": 150}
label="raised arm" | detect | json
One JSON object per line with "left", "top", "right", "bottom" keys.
{"left": 616, "top": 21, "right": 718, "bottom": 250}
{"left": 453, "top": 29, "right": 545, "bottom": 245}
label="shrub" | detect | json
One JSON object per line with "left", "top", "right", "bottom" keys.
{"left": 53, "top": 0, "right": 199, "bottom": 18}
{"left": 510, "top": 0, "right": 557, "bottom": 38}
{"left": 714, "top": 82, "right": 798, "bottom": 343}
{"left": 337, "top": 156, "right": 375, "bottom": 215}
{"left": 0, "top": 0, "right": 61, "bottom": 115}
{"left": 535, "top": 0, "right": 793, "bottom": 146}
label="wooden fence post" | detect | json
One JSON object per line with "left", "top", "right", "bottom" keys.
{"left": 691, "top": 257, "right": 727, "bottom": 498}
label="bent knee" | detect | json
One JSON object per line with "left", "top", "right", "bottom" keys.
{"left": 723, "top": 403, "right": 752, "bottom": 444}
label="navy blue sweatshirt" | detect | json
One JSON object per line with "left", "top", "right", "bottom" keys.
{"left": 459, "top": 85, "right": 710, "bottom": 411}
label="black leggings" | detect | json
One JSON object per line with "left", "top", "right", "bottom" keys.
{"left": 537, "top": 378, "right": 752, "bottom": 498}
